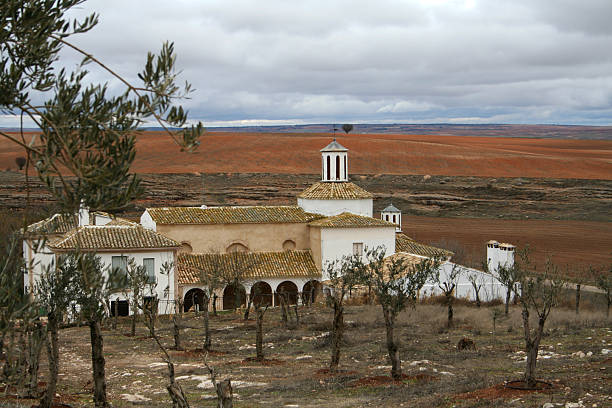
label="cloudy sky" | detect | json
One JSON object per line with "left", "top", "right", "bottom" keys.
{"left": 7, "top": 0, "right": 612, "bottom": 127}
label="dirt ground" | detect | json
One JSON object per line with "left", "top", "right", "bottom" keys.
{"left": 2, "top": 303, "right": 610, "bottom": 408}
{"left": 1, "top": 131, "right": 612, "bottom": 179}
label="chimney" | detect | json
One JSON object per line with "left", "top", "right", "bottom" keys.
{"left": 78, "top": 201, "right": 90, "bottom": 226}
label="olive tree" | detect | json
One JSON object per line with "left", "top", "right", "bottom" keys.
{"left": 324, "top": 254, "right": 363, "bottom": 373}
{"left": 36, "top": 258, "right": 78, "bottom": 408}
{"left": 2, "top": 2, "right": 202, "bottom": 405}
{"left": 511, "top": 249, "right": 565, "bottom": 388}
{"left": 358, "top": 247, "right": 441, "bottom": 380}
{"left": 593, "top": 265, "right": 611, "bottom": 318}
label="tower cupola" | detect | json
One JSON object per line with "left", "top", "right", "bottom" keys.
{"left": 381, "top": 203, "right": 402, "bottom": 232}
{"left": 320, "top": 139, "right": 348, "bottom": 182}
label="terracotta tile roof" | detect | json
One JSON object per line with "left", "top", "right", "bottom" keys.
{"left": 50, "top": 225, "right": 179, "bottom": 251}
{"left": 298, "top": 182, "right": 373, "bottom": 200}
{"left": 25, "top": 213, "right": 77, "bottom": 236}
{"left": 176, "top": 250, "right": 320, "bottom": 284}
{"left": 309, "top": 212, "right": 396, "bottom": 228}
{"left": 146, "top": 206, "right": 324, "bottom": 225}
{"left": 105, "top": 217, "right": 137, "bottom": 226}
{"left": 395, "top": 233, "right": 453, "bottom": 258}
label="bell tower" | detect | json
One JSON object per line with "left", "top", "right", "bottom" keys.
{"left": 381, "top": 203, "right": 402, "bottom": 232}
{"left": 320, "top": 139, "right": 348, "bottom": 182}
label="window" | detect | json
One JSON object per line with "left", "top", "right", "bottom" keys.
{"left": 143, "top": 258, "right": 155, "bottom": 284}
{"left": 282, "top": 239, "right": 296, "bottom": 250}
{"left": 393, "top": 215, "right": 396, "bottom": 223}
{"left": 326, "top": 156, "right": 331, "bottom": 180}
{"left": 227, "top": 242, "right": 248, "bottom": 253}
{"left": 344, "top": 156, "right": 346, "bottom": 179}
{"left": 353, "top": 242, "right": 363, "bottom": 256}
{"left": 385, "top": 214, "right": 389, "bottom": 221}
{"left": 335, "top": 155, "right": 340, "bottom": 179}
{"left": 111, "top": 256, "right": 128, "bottom": 289}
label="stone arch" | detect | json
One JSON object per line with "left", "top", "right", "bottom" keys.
{"left": 302, "top": 280, "right": 321, "bottom": 304}
{"left": 282, "top": 239, "right": 296, "bottom": 251}
{"left": 184, "top": 288, "right": 206, "bottom": 312}
{"left": 226, "top": 242, "right": 248, "bottom": 253}
{"left": 179, "top": 241, "right": 193, "bottom": 254}
{"left": 223, "top": 283, "right": 246, "bottom": 310}
{"left": 250, "top": 281, "right": 273, "bottom": 307}
{"left": 275, "top": 281, "right": 298, "bottom": 305}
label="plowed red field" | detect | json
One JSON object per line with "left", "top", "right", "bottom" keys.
{"left": 404, "top": 216, "right": 611, "bottom": 277}
{"left": 2, "top": 131, "right": 611, "bottom": 179}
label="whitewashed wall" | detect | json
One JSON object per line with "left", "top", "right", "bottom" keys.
{"left": 298, "top": 198, "right": 373, "bottom": 217}
{"left": 140, "top": 210, "right": 157, "bottom": 231}
{"left": 319, "top": 226, "right": 396, "bottom": 280}
{"left": 421, "top": 261, "right": 506, "bottom": 302}
{"left": 100, "top": 250, "right": 176, "bottom": 315}
{"left": 23, "top": 239, "right": 55, "bottom": 295}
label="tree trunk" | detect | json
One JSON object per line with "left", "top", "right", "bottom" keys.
{"left": 293, "top": 305, "right": 299, "bottom": 326}
{"left": 505, "top": 287, "right": 511, "bottom": 315}
{"left": 204, "top": 296, "right": 211, "bottom": 351}
{"left": 166, "top": 361, "right": 190, "bottom": 408}
{"left": 255, "top": 308, "right": 264, "bottom": 361}
{"left": 148, "top": 299, "right": 158, "bottom": 338}
{"left": 173, "top": 314, "right": 182, "bottom": 351}
{"left": 474, "top": 286, "right": 481, "bottom": 308}
{"left": 212, "top": 293, "right": 218, "bottom": 317}
{"left": 606, "top": 289, "right": 610, "bottom": 319}
{"left": 131, "top": 303, "right": 137, "bottom": 337}
{"left": 279, "top": 294, "right": 288, "bottom": 327}
{"left": 243, "top": 296, "right": 252, "bottom": 320}
{"left": 575, "top": 284, "right": 581, "bottom": 315}
{"left": 383, "top": 307, "right": 402, "bottom": 380}
{"left": 329, "top": 301, "right": 344, "bottom": 372}
{"left": 27, "top": 322, "right": 44, "bottom": 398}
{"left": 112, "top": 301, "right": 117, "bottom": 330}
{"left": 215, "top": 379, "right": 233, "bottom": 408}
{"left": 40, "top": 316, "right": 59, "bottom": 407}
{"left": 89, "top": 320, "right": 109, "bottom": 407}
{"left": 446, "top": 293, "right": 454, "bottom": 328}
{"left": 522, "top": 309, "right": 545, "bottom": 389}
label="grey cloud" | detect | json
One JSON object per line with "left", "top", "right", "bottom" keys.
{"left": 2, "top": 0, "right": 607, "bottom": 127}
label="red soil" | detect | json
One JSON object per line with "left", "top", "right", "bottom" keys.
{"left": 2, "top": 131, "right": 611, "bottom": 179}
{"left": 403, "top": 216, "right": 612, "bottom": 277}
{"left": 455, "top": 381, "right": 555, "bottom": 401}
{"left": 350, "top": 373, "right": 438, "bottom": 387}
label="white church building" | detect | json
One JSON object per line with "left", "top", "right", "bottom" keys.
{"left": 23, "top": 138, "right": 509, "bottom": 315}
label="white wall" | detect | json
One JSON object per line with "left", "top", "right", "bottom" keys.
{"left": 420, "top": 261, "right": 506, "bottom": 302}
{"left": 140, "top": 210, "right": 157, "bottom": 231}
{"left": 100, "top": 250, "right": 176, "bottom": 315}
{"left": 298, "top": 198, "right": 373, "bottom": 217}
{"left": 319, "top": 226, "right": 396, "bottom": 280}
{"left": 23, "top": 239, "right": 55, "bottom": 295}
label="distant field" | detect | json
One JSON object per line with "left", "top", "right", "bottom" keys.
{"left": 404, "top": 216, "right": 611, "bottom": 279}
{"left": 1, "top": 131, "right": 611, "bottom": 179}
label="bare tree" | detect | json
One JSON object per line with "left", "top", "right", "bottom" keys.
{"left": 510, "top": 249, "right": 565, "bottom": 388}
{"left": 342, "top": 124, "right": 353, "bottom": 134}
{"left": 593, "top": 265, "right": 611, "bottom": 318}
{"left": 491, "top": 261, "right": 520, "bottom": 316}
{"left": 438, "top": 264, "right": 462, "bottom": 328}
{"left": 205, "top": 353, "right": 233, "bottom": 408}
{"left": 324, "top": 254, "right": 362, "bottom": 373}
{"left": 358, "top": 247, "right": 441, "bottom": 380}
{"left": 468, "top": 273, "right": 483, "bottom": 308}
{"left": 15, "top": 157, "right": 26, "bottom": 170}
{"left": 255, "top": 303, "right": 269, "bottom": 362}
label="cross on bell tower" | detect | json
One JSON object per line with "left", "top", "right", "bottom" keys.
{"left": 320, "top": 139, "right": 348, "bottom": 182}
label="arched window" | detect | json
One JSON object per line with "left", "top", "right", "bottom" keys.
{"left": 393, "top": 215, "right": 396, "bottom": 223}
{"left": 282, "top": 239, "right": 296, "bottom": 250}
{"left": 335, "top": 155, "right": 340, "bottom": 179}
{"left": 343, "top": 156, "right": 347, "bottom": 179}
{"left": 326, "top": 156, "right": 331, "bottom": 180}
{"left": 386, "top": 214, "right": 389, "bottom": 221}
{"left": 226, "top": 242, "right": 248, "bottom": 253}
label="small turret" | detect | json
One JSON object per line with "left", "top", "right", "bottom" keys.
{"left": 381, "top": 203, "right": 402, "bottom": 232}
{"left": 486, "top": 240, "right": 515, "bottom": 274}
{"left": 320, "top": 139, "right": 348, "bottom": 182}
